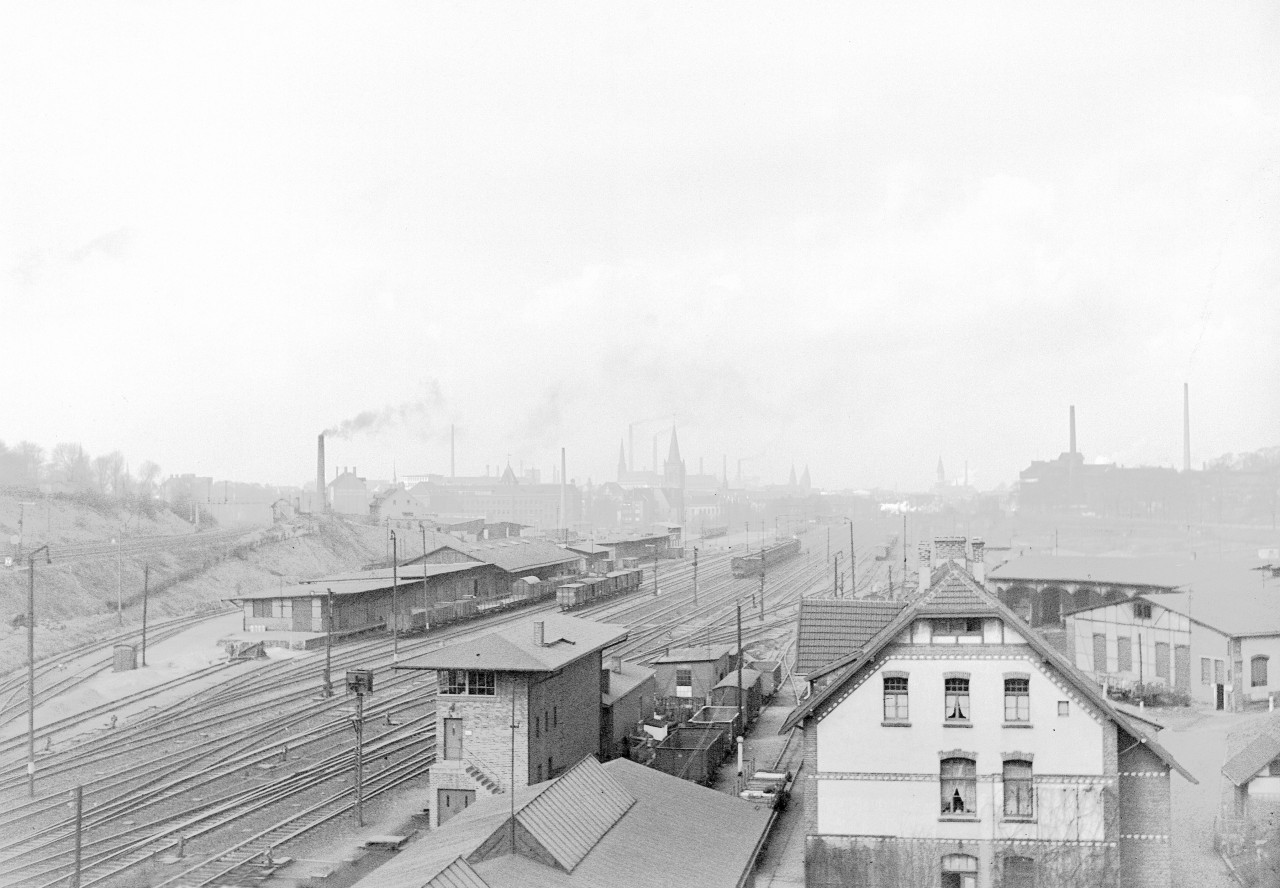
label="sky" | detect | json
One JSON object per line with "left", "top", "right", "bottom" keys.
{"left": 3, "top": 2, "right": 1278, "bottom": 492}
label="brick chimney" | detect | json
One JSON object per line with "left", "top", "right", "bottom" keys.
{"left": 918, "top": 542, "right": 932, "bottom": 595}
{"left": 935, "top": 537, "right": 967, "bottom": 565}
{"left": 970, "top": 538, "right": 986, "bottom": 583}
{"left": 533, "top": 621, "right": 545, "bottom": 647}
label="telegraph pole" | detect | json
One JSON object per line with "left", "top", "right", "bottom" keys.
{"left": 323, "top": 588, "right": 335, "bottom": 697}
{"left": 354, "top": 690, "right": 364, "bottom": 826}
{"left": 390, "top": 532, "right": 399, "bottom": 662}
{"left": 141, "top": 564, "right": 150, "bottom": 667}
{"left": 833, "top": 553, "right": 840, "bottom": 597}
{"left": 692, "top": 547, "right": 698, "bottom": 606}
{"left": 115, "top": 537, "right": 123, "bottom": 625}
{"left": 28, "top": 544, "right": 50, "bottom": 798}
{"left": 735, "top": 604, "right": 743, "bottom": 738}
{"left": 848, "top": 520, "right": 856, "bottom": 595}
{"left": 759, "top": 533, "right": 765, "bottom": 622}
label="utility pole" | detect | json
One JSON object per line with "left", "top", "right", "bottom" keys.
{"left": 833, "top": 553, "right": 840, "bottom": 597}
{"left": 72, "top": 785, "right": 83, "bottom": 888}
{"left": 692, "top": 547, "right": 698, "bottom": 606}
{"left": 826, "top": 526, "right": 830, "bottom": 564}
{"left": 141, "top": 564, "right": 150, "bottom": 667}
{"left": 28, "top": 544, "right": 50, "bottom": 798}
{"left": 390, "top": 532, "right": 399, "bottom": 662}
{"left": 354, "top": 689, "right": 364, "bottom": 826}
{"left": 848, "top": 520, "right": 856, "bottom": 595}
{"left": 735, "top": 604, "right": 743, "bottom": 742}
{"left": 115, "top": 537, "right": 123, "bottom": 625}
{"left": 759, "top": 533, "right": 766, "bottom": 623}
{"left": 323, "top": 588, "right": 335, "bottom": 697}
{"left": 901, "top": 513, "right": 907, "bottom": 589}
{"left": 652, "top": 547, "right": 659, "bottom": 597}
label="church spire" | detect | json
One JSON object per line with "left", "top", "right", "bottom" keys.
{"left": 617, "top": 440, "right": 627, "bottom": 481}
{"left": 800, "top": 464, "right": 811, "bottom": 490}
{"left": 789, "top": 464, "right": 797, "bottom": 488}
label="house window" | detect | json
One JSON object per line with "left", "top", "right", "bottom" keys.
{"left": 883, "top": 676, "right": 909, "bottom": 721}
{"left": 1003, "top": 855, "right": 1036, "bottom": 888}
{"left": 940, "top": 758, "right": 977, "bottom": 815}
{"left": 1117, "top": 636, "right": 1132, "bottom": 672}
{"left": 1057, "top": 701, "right": 1070, "bottom": 717}
{"left": 934, "top": 618, "right": 982, "bottom": 638}
{"left": 944, "top": 678, "right": 970, "bottom": 721}
{"left": 1004, "top": 678, "right": 1030, "bottom": 722}
{"left": 1252, "top": 656, "right": 1269, "bottom": 687}
{"left": 942, "top": 854, "right": 978, "bottom": 888}
{"left": 1133, "top": 601, "right": 1152, "bottom": 620}
{"left": 1201, "top": 657, "right": 1212, "bottom": 685}
{"left": 252, "top": 600, "right": 272, "bottom": 618}
{"left": 440, "top": 670, "right": 496, "bottom": 696}
{"left": 1155, "top": 643, "right": 1170, "bottom": 680}
{"left": 675, "top": 667, "right": 693, "bottom": 698}
{"left": 1092, "top": 634, "right": 1108, "bottom": 672}
{"left": 1003, "top": 760, "right": 1035, "bottom": 818}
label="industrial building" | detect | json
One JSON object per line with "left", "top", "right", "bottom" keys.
{"left": 410, "top": 537, "right": 586, "bottom": 594}
{"left": 393, "top": 614, "right": 628, "bottom": 827}
{"left": 1219, "top": 711, "right": 1280, "bottom": 871}
{"left": 650, "top": 644, "right": 737, "bottom": 719}
{"left": 782, "top": 537, "right": 1195, "bottom": 888}
{"left": 348, "top": 755, "right": 773, "bottom": 888}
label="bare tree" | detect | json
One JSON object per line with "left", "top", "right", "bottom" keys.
{"left": 50, "top": 442, "right": 93, "bottom": 490}
{"left": 138, "top": 460, "right": 162, "bottom": 495}
{"left": 92, "top": 451, "right": 126, "bottom": 494}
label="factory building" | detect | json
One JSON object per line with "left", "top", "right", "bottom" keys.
{"left": 327, "top": 467, "right": 369, "bottom": 516}
{"left": 782, "top": 538, "right": 1195, "bottom": 888}
{"left": 394, "top": 614, "right": 628, "bottom": 827}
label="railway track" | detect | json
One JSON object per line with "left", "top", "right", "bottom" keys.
{"left": 0, "top": 527, "right": 859, "bottom": 888}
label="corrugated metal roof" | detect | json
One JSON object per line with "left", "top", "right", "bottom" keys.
{"left": 396, "top": 615, "right": 628, "bottom": 673}
{"left": 426, "top": 857, "right": 490, "bottom": 888}
{"left": 1222, "top": 713, "right": 1280, "bottom": 786}
{"left": 514, "top": 756, "right": 634, "bottom": 872}
{"left": 793, "top": 598, "right": 905, "bottom": 676}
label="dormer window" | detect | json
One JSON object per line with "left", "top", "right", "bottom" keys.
{"left": 933, "top": 619, "right": 982, "bottom": 638}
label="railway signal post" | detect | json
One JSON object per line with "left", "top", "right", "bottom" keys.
{"left": 346, "top": 669, "right": 374, "bottom": 827}
{"left": 28, "top": 543, "right": 51, "bottom": 798}
{"left": 323, "top": 588, "right": 335, "bottom": 698}
{"left": 692, "top": 547, "right": 698, "bottom": 606}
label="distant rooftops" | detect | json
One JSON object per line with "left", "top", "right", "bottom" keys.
{"left": 395, "top": 615, "right": 628, "bottom": 673}
{"left": 989, "top": 554, "right": 1196, "bottom": 588}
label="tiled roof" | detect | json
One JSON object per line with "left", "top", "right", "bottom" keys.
{"left": 395, "top": 615, "right": 627, "bottom": 673}
{"left": 350, "top": 756, "right": 772, "bottom": 888}
{"left": 782, "top": 562, "right": 1197, "bottom": 785}
{"left": 793, "top": 598, "right": 906, "bottom": 676}
{"left": 1222, "top": 712, "right": 1280, "bottom": 786}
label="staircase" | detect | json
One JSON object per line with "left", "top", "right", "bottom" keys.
{"left": 466, "top": 763, "right": 503, "bottom": 794}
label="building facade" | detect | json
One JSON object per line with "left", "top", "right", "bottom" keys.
{"left": 783, "top": 539, "right": 1194, "bottom": 888}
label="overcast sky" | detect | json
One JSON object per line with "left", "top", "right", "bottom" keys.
{"left": 3, "top": 2, "right": 1277, "bottom": 491}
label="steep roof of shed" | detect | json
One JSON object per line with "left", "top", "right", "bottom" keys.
{"left": 793, "top": 598, "right": 906, "bottom": 676}
{"left": 418, "top": 539, "right": 583, "bottom": 574}
{"left": 395, "top": 615, "right": 627, "bottom": 673}
{"left": 650, "top": 644, "right": 734, "bottom": 665}
{"left": 601, "top": 662, "right": 655, "bottom": 706}
{"left": 1222, "top": 712, "right": 1280, "bottom": 786}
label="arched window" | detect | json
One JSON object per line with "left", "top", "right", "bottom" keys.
{"left": 940, "top": 758, "right": 976, "bottom": 815}
{"left": 941, "top": 853, "right": 978, "bottom": 888}
{"left": 1251, "top": 655, "right": 1269, "bottom": 688}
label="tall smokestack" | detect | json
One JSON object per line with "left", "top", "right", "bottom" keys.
{"left": 316, "top": 434, "right": 327, "bottom": 513}
{"left": 1069, "top": 405, "right": 1076, "bottom": 457}
{"left": 560, "top": 447, "right": 567, "bottom": 540}
{"left": 450, "top": 424, "right": 455, "bottom": 479}
{"left": 1183, "top": 383, "right": 1191, "bottom": 472}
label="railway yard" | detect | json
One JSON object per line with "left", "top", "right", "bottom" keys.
{"left": 0, "top": 525, "right": 890, "bottom": 888}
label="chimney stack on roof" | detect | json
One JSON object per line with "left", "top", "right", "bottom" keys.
{"left": 611, "top": 655, "right": 623, "bottom": 674}
{"left": 533, "top": 621, "right": 545, "bottom": 647}
{"left": 970, "top": 538, "right": 986, "bottom": 583}
{"left": 918, "top": 542, "right": 932, "bottom": 595}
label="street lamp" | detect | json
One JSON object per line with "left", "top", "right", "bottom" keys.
{"left": 27, "top": 543, "right": 51, "bottom": 798}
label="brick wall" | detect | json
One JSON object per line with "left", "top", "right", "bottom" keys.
{"left": 526, "top": 654, "right": 602, "bottom": 783}
{"left": 603, "top": 674, "right": 656, "bottom": 758}
{"left": 1117, "top": 738, "right": 1172, "bottom": 888}
{"left": 803, "top": 721, "right": 818, "bottom": 834}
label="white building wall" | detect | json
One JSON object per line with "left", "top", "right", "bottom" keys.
{"left": 1239, "top": 635, "right": 1280, "bottom": 705}
{"left": 1067, "top": 601, "right": 1190, "bottom": 687}
{"left": 814, "top": 646, "right": 1107, "bottom": 841}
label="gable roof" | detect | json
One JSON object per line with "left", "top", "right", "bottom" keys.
{"left": 780, "top": 561, "right": 1196, "bottom": 784}
{"left": 1222, "top": 712, "right": 1280, "bottom": 786}
{"left": 601, "top": 662, "right": 656, "bottom": 706}
{"left": 650, "top": 645, "right": 734, "bottom": 665}
{"left": 794, "top": 598, "right": 907, "bottom": 676}
{"left": 1139, "top": 587, "right": 1280, "bottom": 638}
{"left": 350, "top": 756, "right": 771, "bottom": 888}
{"left": 416, "top": 539, "right": 582, "bottom": 574}
{"left": 394, "top": 615, "right": 627, "bottom": 673}
{"left": 229, "top": 563, "right": 481, "bottom": 601}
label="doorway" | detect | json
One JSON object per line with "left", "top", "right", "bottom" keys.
{"left": 1215, "top": 684, "right": 1225, "bottom": 710}
{"left": 443, "top": 718, "right": 463, "bottom": 760}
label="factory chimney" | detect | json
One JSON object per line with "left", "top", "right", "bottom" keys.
{"left": 559, "top": 447, "right": 567, "bottom": 541}
{"left": 316, "top": 434, "right": 327, "bottom": 513}
{"left": 1069, "top": 405, "right": 1076, "bottom": 457}
{"left": 1183, "top": 383, "right": 1191, "bottom": 472}
{"left": 450, "top": 424, "right": 455, "bottom": 479}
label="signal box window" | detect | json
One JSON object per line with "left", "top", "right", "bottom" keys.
{"left": 883, "top": 675, "right": 909, "bottom": 721}
{"left": 1004, "top": 678, "right": 1030, "bottom": 722}
{"left": 675, "top": 667, "right": 693, "bottom": 698}
{"left": 252, "top": 600, "right": 272, "bottom": 619}
{"left": 440, "top": 669, "right": 496, "bottom": 696}
{"left": 944, "top": 678, "right": 970, "bottom": 722}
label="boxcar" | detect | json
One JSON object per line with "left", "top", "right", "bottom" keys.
{"left": 652, "top": 726, "right": 727, "bottom": 785}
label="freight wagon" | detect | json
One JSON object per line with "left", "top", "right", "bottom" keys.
{"left": 556, "top": 568, "right": 644, "bottom": 611}
{"left": 731, "top": 537, "right": 802, "bottom": 578}
{"left": 652, "top": 726, "right": 728, "bottom": 786}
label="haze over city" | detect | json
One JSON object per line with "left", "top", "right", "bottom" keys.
{"left": 4, "top": 2, "right": 1278, "bottom": 490}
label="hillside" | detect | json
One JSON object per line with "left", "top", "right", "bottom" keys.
{"left": 0, "top": 492, "right": 393, "bottom": 676}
